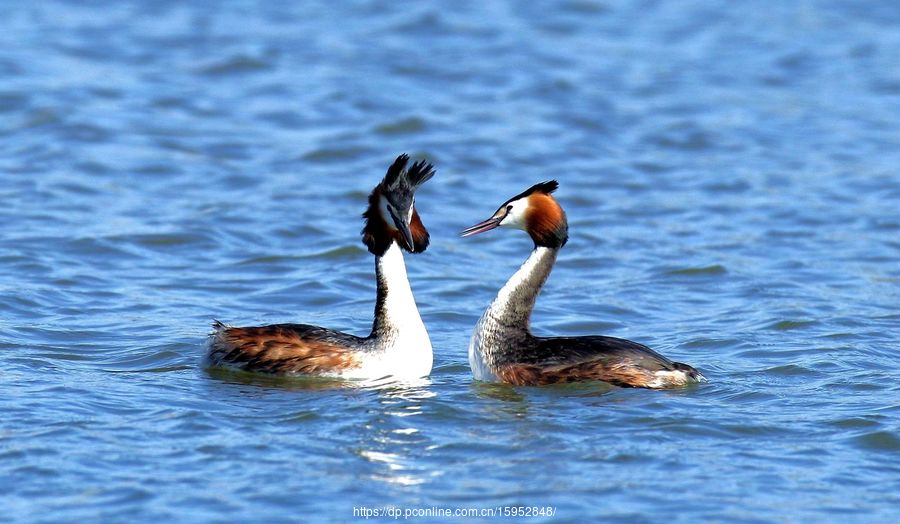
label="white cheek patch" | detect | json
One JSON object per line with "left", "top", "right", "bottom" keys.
{"left": 501, "top": 201, "right": 528, "bottom": 230}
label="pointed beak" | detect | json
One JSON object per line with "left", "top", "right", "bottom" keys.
{"left": 461, "top": 216, "right": 502, "bottom": 237}
{"left": 389, "top": 206, "right": 415, "bottom": 251}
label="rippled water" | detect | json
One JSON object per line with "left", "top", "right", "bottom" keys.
{"left": 2, "top": 1, "right": 900, "bottom": 522}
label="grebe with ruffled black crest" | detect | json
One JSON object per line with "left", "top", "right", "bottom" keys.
{"left": 206, "top": 154, "right": 434, "bottom": 380}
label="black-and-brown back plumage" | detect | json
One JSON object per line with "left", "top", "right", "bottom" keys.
{"left": 207, "top": 320, "right": 368, "bottom": 374}
{"left": 493, "top": 335, "right": 702, "bottom": 387}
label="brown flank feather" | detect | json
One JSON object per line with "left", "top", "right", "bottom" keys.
{"left": 210, "top": 324, "right": 361, "bottom": 375}
{"left": 497, "top": 360, "right": 658, "bottom": 388}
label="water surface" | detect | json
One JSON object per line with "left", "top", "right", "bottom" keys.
{"left": 2, "top": 1, "right": 899, "bottom": 522}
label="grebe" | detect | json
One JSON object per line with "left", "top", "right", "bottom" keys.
{"left": 206, "top": 154, "right": 434, "bottom": 380}
{"left": 461, "top": 181, "right": 705, "bottom": 388}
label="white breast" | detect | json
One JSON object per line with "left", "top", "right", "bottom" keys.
{"left": 468, "top": 314, "right": 498, "bottom": 382}
{"left": 343, "top": 242, "right": 432, "bottom": 381}
{"left": 345, "top": 339, "right": 432, "bottom": 381}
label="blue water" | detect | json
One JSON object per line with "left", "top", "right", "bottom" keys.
{"left": 2, "top": 1, "right": 900, "bottom": 522}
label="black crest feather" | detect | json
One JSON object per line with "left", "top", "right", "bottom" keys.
{"left": 522, "top": 180, "right": 558, "bottom": 197}
{"left": 384, "top": 154, "right": 409, "bottom": 188}
{"left": 405, "top": 159, "right": 436, "bottom": 188}
{"left": 500, "top": 180, "right": 559, "bottom": 208}
{"left": 382, "top": 154, "right": 435, "bottom": 189}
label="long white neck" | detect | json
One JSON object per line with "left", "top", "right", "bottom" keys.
{"left": 469, "top": 246, "right": 558, "bottom": 380}
{"left": 353, "top": 241, "right": 432, "bottom": 381}
{"left": 486, "top": 246, "right": 558, "bottom": 332}
{"left": 371, "top": 242, "right": 427, "bottom": 343}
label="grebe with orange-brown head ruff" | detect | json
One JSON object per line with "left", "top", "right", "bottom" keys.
{"left": 205, "top": 154, "right": 434, "bottom": 381}
{"left": 461, "top": 181, "right": 705, "bottom": 388}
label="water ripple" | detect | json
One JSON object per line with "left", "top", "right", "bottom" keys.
{"left": 1, "top": 1, "right": 899, "bottom": 522}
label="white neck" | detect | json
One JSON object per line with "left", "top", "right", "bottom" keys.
{"left": 372, "top": 242, "right": 421, "bottom": 335}
{"left": 487, "top": 246, "right": 558, "bottom": 330}
{"left": 370, "top": 242, "right": 431, "bottom": 352}
{"left": 469, "top": 246, "right": 558, "bottom": 381}
{"left": 343, "top": 241, "right": 432, "bottom": 381}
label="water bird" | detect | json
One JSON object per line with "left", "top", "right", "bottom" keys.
{"left": 206, "top": 154, "right": 434, "bottom": 380}
{"left": 461, "top": 181, "right": 705, "bottom": 388}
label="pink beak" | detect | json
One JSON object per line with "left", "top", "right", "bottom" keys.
{"left": 461, "top": 216, "right": 502, "bottom": 237}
